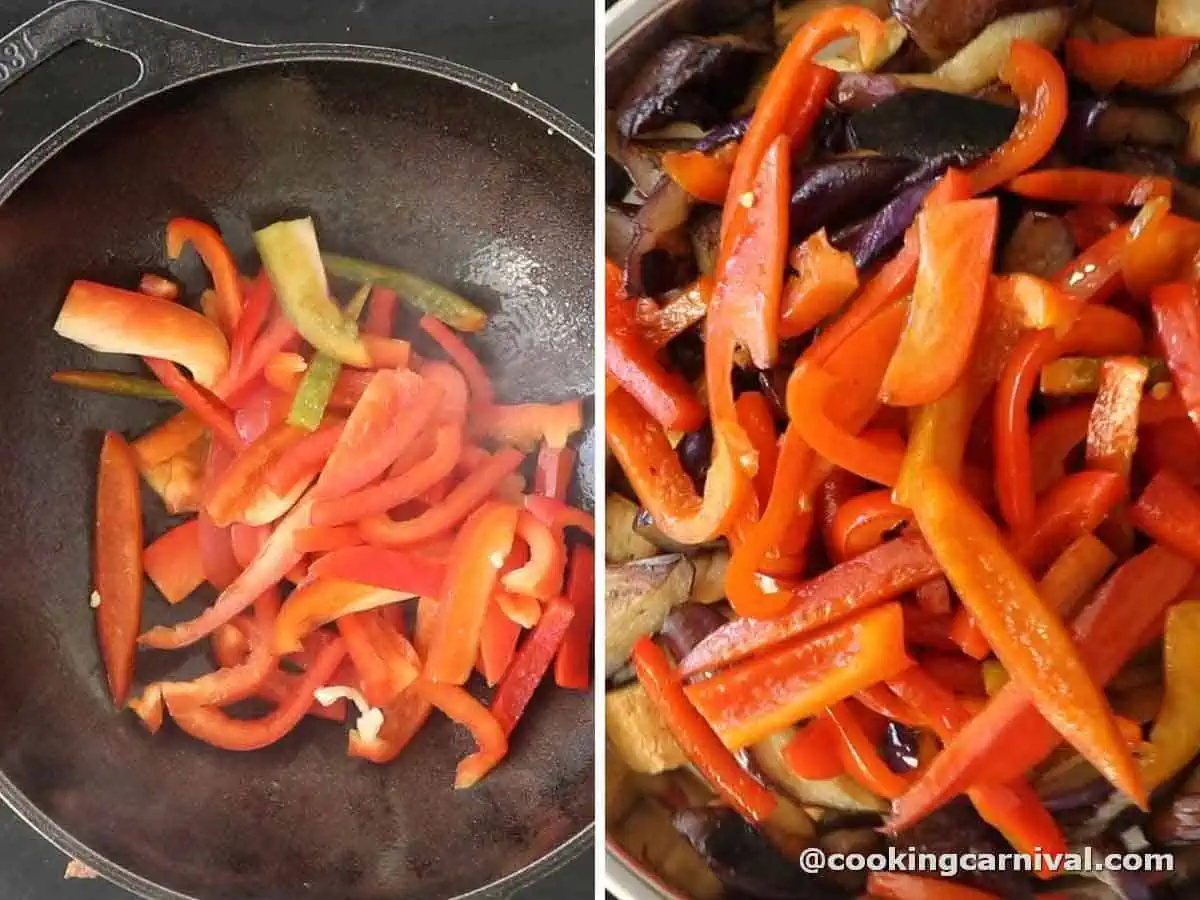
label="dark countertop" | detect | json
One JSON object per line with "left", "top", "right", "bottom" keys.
{"left": 0, "top": 1, "right": 593, "bottom": 898}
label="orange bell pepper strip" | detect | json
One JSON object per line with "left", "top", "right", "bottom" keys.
{"left": 662, "top": 141, "right": 738, "bottom": 204}
{"left": 1013, "top": 470, "right": 1126, "bottom": 574}
{"left": 817, "top": 468, "right": 865, "bottom": 557}
{"left": 868, "top": 873, "right": 1001, "bottom": 899}
{"left": 534, "top": 444, "right": 575, "bottom": 502}
{"left": 686, "top": 603, "right": 911, "bottom": 751}
{"left": 889, "top": 545, "right": 1194, "bottom": 833}
{"left": 1007, "top": 168, "right": 1172, "bottom": 207}
{"left": 165, "top": 217, "right": 243, "bottom": 337}
{"left": 948, "top": 607, "right": 991, "bottom": 662}
{"left": 1152, "top": 282, "right": 1200, "bottom": 431}
{"left": 205, "top": 423, "right": 303, "bottom": 526}
{"left": 94, "top": 432, "right": 144, "bottom": 707}
{"left": 273, "top": 579, "right": 410, "bottom": 655}
{"left": 1066, "top": 36, "right": 1198, "bottom": 93}
{"left": 477, "top": 400, "right": 583, "bottom": 452}
{"left": 143, "top": 520, "right": 204, "bottom": 605}
{"left": 1130, "top": 470, "right": 1200, "bottom": 564}
{"left": 359, "top": 448, "right": 524, "bottom": 548}
{"left": 502, "top": 510, "right": 566, "bottom": 600}
{"left": 881, "top": 198, "right": 999, "bottom": 407}
{"left": 144, "top": 356, "right": 243, "bottom": 450}
{"left": 168, "top": 638, "right": 347, "bottom": 751}
{"left": 338, "top": 610, "right": 419, "bottom": 707}
{"left": 418, "top": 679, "right": 508, "bottom": 788}
{"left": 424, "top": 502, "right": 520, "bottom": 685}
{"left": 969, "top": 41, "right": 1068, "bottom": 195}
{"left": 554, "top": 542, "right": 594, "bottom": 690}
{"left": 312, "top": 423, "right": 462, "bottom": 527}
{"left": 523, "top": 494, "right": 594, "bottom": 538}
{"left": 348, "top": 682, "right": 431, "bottom": 763}
{"left": 490, "top": 596, "right": 574, "bottom": 735}
{"left": 606, "top": 262, "right": 705, "bottom": 433}
{"left": 782, "top": 715, "right": 843, "bottom": 780}
{"left": 734, "top": 391, "right": 778, "bottom": 507}
{"left": 911, "top": 465, "right": 1144, "bottom": 807}
{"left": 291, "top": 525, "right": 362, "bottom": 554}
{"left": 856, "top": 682, "right": 922, "bottom": 726}
{"left": 1122, "top": 198, "right": 1200, "bottom": 300}
{"left": 477, "top": 597, "right": 522, "bottom": 687}
{"left": 418, "top": 315, "right": 493, "bottom": 411}
{"left": 1036, "top": 533, "right": 1118, "bottom": 621}
{"left": 632, "top": 635, "right": 777, "bottom": 824}
{"left": 721, "top": 5, "right": 883, "bottom": 246}
{"left": 830, "top": 490, "right": 908, "bottom": 562}
{"left": 1054, "top": 219, "right": 1135, "bottom": 304}
{"left": 1085, "top": 357, "right": 1149, "bottom": 482}
{"left": 779, "top": 230, "right": 859, "bottom": 340}
{"left": 826, "top": 700, "right": 913, "bottom": 799}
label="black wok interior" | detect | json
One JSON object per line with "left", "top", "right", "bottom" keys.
{"left": 0, "top": 59, "right": 593, "bottom": 900}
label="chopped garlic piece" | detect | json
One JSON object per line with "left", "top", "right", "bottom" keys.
{"left": 89, "top": 590, "right": 101, "bottom": 609}
{"left": 510, "top": 81, "right": 520, "bottom": 92}
{"left": 314, "top": 685, "right": 385, "bottom": 744}
{"left": 739, "top": 191, "right": 755, "bottom": 208}
{"left": 489, "top": 551, "right": 507, "bottom": 568}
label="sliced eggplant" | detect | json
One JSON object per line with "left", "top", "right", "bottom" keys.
{"left": 1159, "top": 0, "right": 1200, "bottom": 40}
{"left": 689, "top": 206, "right": 722, "bottom": 276}
{"left": 750, "top": 730, "right": 889, "bottom": 813}
{"left": 790, "top": 156, "right": 916, "bottom": 239}
{"left": 605, "top": 553, "right": 695, "bottom": 675}
{"left": 690, "top": 549, "right": 730, "bottom": 605}
{"left": 615, "top": 36, "right": 766, "bottom": 139}
{"left": 607, "top": 682, "right": 687, "bottom": 774}
{"left": 833, "top": 71, "right": 911, "bottom": 111}
{"left": 626, "top": 176, "right": 696, "bottom": 297}
{"left": 606, "top": 204, "right": 638, "bottom": 265}
{"left": 933, "top": 7, "right": 1073, "bottom": 95}
{"left": 619, "top": 800, "right": 725, "bottom": 900}
{"left": 607, "top": 745, "right": 640, "bottom": 825}
{"left": 831, "top": 173, "right": 940, "bottom": 269}
{"left": 677, "top": 423, "right": 714, "bottom": 491}
{"left": 659, "top": 602, "right": 727, "bottom": 661}
{"left": 694, "top": 115, "right": 751, "bottom": 153}
{"left": 1001, "top": 211, "right": 1076, "bottom": 278}
{"left": 606, "top": 493, "right": 660, "bottom": 564}
{"left": 847, "top": 89, "right": 1018, "bottom": 162}
{"left": 893, "top": 0, "right": 1065, "bottom": 59}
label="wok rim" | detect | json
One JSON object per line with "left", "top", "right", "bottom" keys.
{"left": 0, "top": 38, "right": 595, "bottom": 900}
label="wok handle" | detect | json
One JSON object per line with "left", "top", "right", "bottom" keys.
{"left": 0, "top": 0, "right": 251, "bottom": 199}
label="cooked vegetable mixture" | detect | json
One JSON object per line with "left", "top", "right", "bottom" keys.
{"left": 606, "top": 0, "right": 1200, "bottom": 896}
{"left": 55, "top": 214, "right": 592, "bottom": 788}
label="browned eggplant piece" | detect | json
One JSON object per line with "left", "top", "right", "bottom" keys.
{"left": 694, "top": 115, "right": 750, "bottom": 153}
{"left": 1089, "top": 145, "right": 1200, "bottom": 219}
{"left": 607, "top": 682, "right": 688, "bottom": 774}
{"left": 615, "top": 36, "right": 766, "bottom": 139}
{"left": 892, "top": 0, "right": 1066, "bottom": 60}
{"left": 1064, "top": 98, "right": 1190, "bottom": 156}
{"left": 659, "top": 602, "right": 727, "bottom": 661}
{"left": 689, "top": 206, "right": 722, "bottom": 276}
{"left": 833, "top": 72, "right": 910, "bottom": 111}
{"left": 626, "top": 176, "right": 696, "bottom": 296}
{"left": 790, "top": 156, "right": 916, "bottom": 240}
{"left": 673, "top": 807, "right": 847, "bottom": 900}
{"left": 1002, "top": 211, "right": 1076, "bottom": 278}
{"left": 677, "top": 423, "right": 714, "bottom": 491}
{"left": 879, "top": 721, "right": 921, "bottom": 774}
{"left": 847, "top": 89, "right": 1018, "bottom": 163}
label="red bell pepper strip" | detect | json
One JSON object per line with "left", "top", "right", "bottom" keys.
{"left": 418, "top": 679, "right": 508, "bottom": 788}
{"left": 490, "top": 597, "right": 574, "bottom": 735}
{"left": 1013, "top": 470, "right": 1126, "bottom": 574}
{"left": 144, "top": 356, "right": 244, "bottom": 450}
{"left": 477, "top": 400, "right": 583, "bottom": 451}
{"left": 425, "top": 502, "right": 520, "bottom": 685}
{"left": 363, "top": 286, "right": 398, "bottom": 338}
{"left": 1066, "top": 36, "right": 1198, "bottom": 93}
{"left": 947, "top": 609, "right": 990, "bottom": 661}
{"left": 338, "top": 610, "right": 419, "bottom": 707}
{"left": 534, "top": 444, "right": 575, "bottom": 501}
{"left": 782, "top": 715, "right": 843, "bottom": 780}
{"left": 683, "top": 532, "right": 938, "bottom": 676}
{"left": 143, "top": 520, "right": 204, "bottom": 605}
{"left": 889, "top": 545, "right": 1194, "bottom": 832}
{"left": 1054, "top": 219, "right": 1135, "bottom": 304}
{"left": 227, "top": 272, "right": 273, "bottom": 375}
{"left": 139, "top": 494, "right": 315, "bottom": 650}
{"left": 1007, "top": 168, "right": 1172, "bottom": 206}
{"left": 291, "top": 525, "right": 362, "bottom": 554}
{"left": 721, "top": 6, "right": 883, "bottom": 246}
{"left": 418, "top": 361, "right": 470, "bottom": 424}
{"left": 910, "top": 464, "right": 1144, "bottom": 808}
{"left": 167, "top": 638, "right": 346, "bottom": 751}
{"left": 502, "top": 510, "right": 566, "bottom": 601}
{"left": 347, "top": 682, "right": 430, "bottom": 763}
{"left": 1130, "top": 470, "right": 1200, "bottom": 564}
{"left": 1138, "top": 418, "right": 1200, "bottom": 482}
{"left": 359, "top": 448, "right": 523, "bottom": 548}
{"left": 686, "top": 603, "right": 911, "bottom": 751}
{"left": 418, "top": 315, "right": 493, "bottom": 410}
{"left": 205, "top": 423, "right": 303, "bottom": 526}
{"left": 94, "top": 432, "right": 144, "bottom": 706}
{"left": 258, "top": 421, "right": 344, "bottom": 493}
{"left": 916, "top": 654, "right": 985, "bottom": 698}
{"left": 830, "top": 490, "right": 909, "bottom": 562}
{"left": 215, "top": 314, "right": 299, "bottom": 400}
{"left": 477, "top": 597, "right": 522, "bottom": 687}
{"left": 1152, "top": 282, "right": 1200, "bottom": 431}
{"left": 165, "top": 217, "right": 243, "bottom": 336}
{"left": 496, "top": 586, "right": 539, "bottom": 629}
{"left": 1085, "top": 357, "right": 1149, "bottom": 482}
{"left": 632, "top": 635, "right": 777, "bottom": 823}
{"left": 914, "top": 578, "right": 952, "bottom": 615}
{"left": 1122, "top": 197, "right": 1196, "bottom": 300}
{"left": 523, "top": 494, "right": 595, "bottom": 538}
{"left": 1066, "top": 203, "right": 1122, "bottom": 250}
{"left": 273, "top": 579, "right": 409, "bottom": 655}
{"left": 881, "top": 198, "right": 999, "bottom": 407}
{"left": 661, "top": 141, "right": 738, "bottom": 204}
{"left": 553, "top": 542, "right": 594, "bottom": 691}
{"left": 307, "top": 545, "right": 446, "bottom": 597}
{"left": 826, "top": 701, "right": 913, "bottom": 799}
{"left": 868, "top": 873, "right": 1004, "bottom": 900}
{"left": 994, "top": 329, "right": 1059, "bottom": 530}
{"left": 312, "top": 423, "right": 463, "bottom": 527}
{"left": 139, "top": 272, "right": 178, "bottom": 300}
{"left": 779, "top": 229, "right": 858, "bottom": 340}
{"left": 969, "top": 41, "right": 1068, "bottom": 194}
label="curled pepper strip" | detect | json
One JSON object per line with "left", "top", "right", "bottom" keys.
{"left": 1007, "top": 168, "right": 1172, "bottom": 207}
{"left": 1066, "top": 36, "right": 1199, "bottom": 93}
{"left": 166, "top": 217, "right": 243, "bottom": 337}
{"left": 969, "top": 40, "right": 1068, "bottom": 195}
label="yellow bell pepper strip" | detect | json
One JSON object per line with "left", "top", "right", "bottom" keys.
{"left": 272, "top": 579, "right": 412, "bottom": 655}
{"left": 1007, "top": 168, "right": 1173, "bottom": 207}
{"left": 721, "top": 5, "right": 884, "bottom": 247}
{"left": 51, "top": 369, "right": 176, "bottom": 402}
{"left": 779, "top": 229, "right": 858, "bottom": 340}
{"left": 321, "top": 252, "right": 487, "bottom": 333}
{"left": 1040, "top": 356, "right": 1170, "bottom": 396}
{"left": 606, "top": 386, "right": 750, "bottom": 545}
{"left": 685, "top": 603, "right": 911, "bottom": 751}
{"left": 888, "top": 545, "right": 1195, "bottom": 834}
{"left": 867, "top": 873, "right": 1001, "bottom": 900}
{"left": 632, "top": 635, "right": 777, "bottom": 824}
{"left": 880, "top": 198, "right": 999, "bottom": 407}
{"left": 55, "top": 280, "right": 230, "bottom": 387}
{"left": 94, "top": 432, "right": 144, "bottom": 707}
{"left": 490, "top": 597, "right": 574, "bottom": 735}
{"left": 1152, "top": 282, "right": 1200, "bottom": 431}
{"left": 1066, "top": 36, "right": 1199, "bottom": 93}
{"left": 968, "top": 41, "right": 1068, "bottom": 195}
{"left": 909, "top": 465, "right": 1145, "bottom": 809}
{"left": 424, "top": 502, "right": 520, "bottom": 685}
{"left": 165, "top": 217, "right": 243, "bottom": 337}
{"left": 1085, "top": 357, "right": 1149, "bottom": 483}
{"left": 1139, "top": 601, "right": 1200, "bottom": 791}
{"left": 254, "top": 218, "right": 371, "bottom": 367}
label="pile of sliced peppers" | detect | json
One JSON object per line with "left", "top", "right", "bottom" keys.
{"left": 607, "top": 7, "right": 1200, "bottom": 891}
{"left": 55, "top": 215, "right": 592, "bottom": 788}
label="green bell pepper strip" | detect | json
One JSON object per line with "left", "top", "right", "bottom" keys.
{"left": 322, "top": 253, "right": 487, "bottom": 333}
{"left": 254, "top": 218, "right": 371, "bottom": 367}
{"left": 1139, "top": 601, "right": 1200, "bottom": 791}
{"left": 286, "top": 284, "right": 374, "bottom": 432}
{"left": 52, "top": 369, "right": 177, "bottom": 402}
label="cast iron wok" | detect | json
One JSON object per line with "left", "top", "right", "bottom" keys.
{"left": 0, "top": 2, "right": 594, "bottom": 899}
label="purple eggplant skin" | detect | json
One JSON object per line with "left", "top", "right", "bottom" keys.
{"left": 676, "top": 423, "right": 714, "bottom": 493}
{"left": 847, "top": 89, "right": 1018, "bottom": 164}
{"left": 694, "top": 115, "right": 751, "bottom": 153}
{"left": 831, "top": 174, "right": 938, "bottom": 269}
{"left": 1063, "top": 97, "right": 1189, "bottom": 157}
{"left": 833, "top": 72, "right": 910, "bottom": 112}
{"left": 880, "top": 722, "right": 921, "bottom": 774}
{"left": 1039, "top": 778, "right": 1114, "bottom": 814}
{"left": 660, "top": 602, "right": 726, "bottom": 661}
{"left": 790, "top": 156, "right": 916, "bottom": 240}
{"left": 892, "top": 0, "right": 1066, "bottom": 60}
{"left": 625, "top": 176, "right": 696, "bottom": 297}
{"left": 674, "top": 807, "right": 848, "bottom": 900}
{"left": 615, "top": 36, "right": 765, "bottom": 139}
